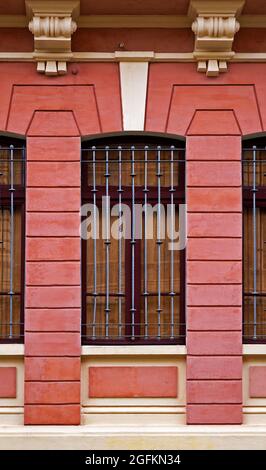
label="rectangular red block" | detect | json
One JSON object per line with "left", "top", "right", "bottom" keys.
{"left": 187, "top": 332, "right": 242, "bottom": 355}
{"left": 25, "top": 381, "right": 80, "bottom": 404}
{"left": 26, "top": 262, "right": 80, "bottom": 286}
{"left": 26, "top": 238, "right": 80, "bottom": 261}
{"left": 187, "top": 285, "right": 242, "bottom": 306}
{"left": 26, "top": 188, "right": 81, "bottom": 212}
{"left": 187, "top": 238, "right": 242, "bottom": 261}
{"left": 187, "top": 404, "right": 242, "bottom": 424}
{"left": 27, "top": 137, "right": 80, "bottom": 161}
{"left": 25, "top": 332, "right": 80, "bottom": 356}
{"left": 0, "top": 367, "right": 16, "bottom": 398}
{"left": 186, "top": 136, "right": 241, "bottom": 161}
{"left": 249, "top": 366, "right": 266, "bottom": 398}
{"left": 187, "top": 357, "right": 242, "bottom": 380}
{"left": 187, "top": 188, "right": 241, "bottom": 212}
{"left": 187, "top": 307, "right": 242, "bottom": 331}
{"left": 25, "top": 357, "right": 80, "bottom": 381}
{"left": 27, "top": 162, "right": 80, "bottom": 187}
{"left": 187, "top": 380, "right": 242, "bottom": 404}
{"left": 187, "top": 161, "right": 241, "bottom": 187}
{"left": 89, "top": 366, "right": 178, "bottom": 398}
{"left": 188, "top": 213, "right": 242, "bottom": 237}
{"left": 25, "top": 309, "right": 80, "bottom": 332}
{"left": 24, "top": 404, "right": 80, "bottom": 425}
{"left": 26, "top": 286, "right": 80, "bottom": 308}
{"left": 187, "top": 261, "right": 242, "bottom": 284}
{"left": 26, "top": 213, "right": 80, "bottom": 237}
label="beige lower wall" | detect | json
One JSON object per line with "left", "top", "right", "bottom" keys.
{"left": 81, "top": 346, "right": 186, "bottom": 426}
{"left": 0, "top": 354, "right": 24, "bottom": 425}
{"left": 243, "top": 347, "right": 266, "bottom": 425}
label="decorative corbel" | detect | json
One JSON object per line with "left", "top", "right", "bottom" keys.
{"left": 26, "top": 1, "right": 80, "bottom": 76}
{"left": 189, "top": 1, "right": 245, "bottom": 76}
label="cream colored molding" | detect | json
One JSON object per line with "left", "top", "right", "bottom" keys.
{"left": 0, "top": 344, "right": 24, "bottom": 356}
{"left": 120, "top": 61, "right": 148, "bottom": 131}
{"left": 26, "top": 1, "right": 80, "bottom": 76}
{"left": 243, "top": 344, "right": 266, "bottom": 355}
{"left": 2, "top": 51, "right": 266, "bottom": 64}
{"left": 82, "top": 345, "right": 187, "bottom": 356}
{"left": 189, "top": 0, "right": 245, "bottom": 76}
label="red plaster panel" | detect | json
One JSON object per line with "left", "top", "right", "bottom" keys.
{"left": 25, "top": 332, "right": 80, "bottom": 357}
{"left": 25, "top": 309, "right": 80, "bottom": 332}
{"left": 27, "top": 111, "right": 80, "bottom": 137}
{"left": 187, "top": 332, "right": 242, "bottom": 356}
{"left": 25, "top": 382, "right": 80, "bottom": 404}
{"left": 26, "top": 213, "right": 80, "bottom": 237}
{"left": 27, "top": 137, "right": 81, "bottom": 161}
{"left": 26, "top": 286, "right": 80, "bottom": 308}
{"left": 187, "top": 261, "right": 242, "bottom": 284}
{"left": 145, "top": 67, "right": 262, "bottom": 134}
{"left": 187, "top": 238, "right": 242, "bottom": 261}
{"left": 187, "top": 380, "right": 242, "bottom": 404}
{"left": 25, "top": 357, "right": 80, "bottom": 382}
{"left": 26, "top": 262, "right": 80, "bottom": 286}
{"left": 187, "top": 307, "right": 242, "bottom": 331}
{"left": 187, "top": 285, "right": 242, "bottom": 306}
{"left": 89, "top": 366, "right": 178, "bottom": 398}
{"left": 188, "top": 213, "right": 242, "bottom": 238}
{"left": 249, "top": 367, "right": 266, "bottom": 398}
{"left": 26, "top": 238, "right": 80, "bottom": 261}
{"left": 25, "top": 307, "right": 79, "bottom": 333}
{"left": 187, "top": 357, "right": 242, "bottom": 380}
{"left": 0, "top": 367, "right": 16, "bottom": 398}
{"left": 26, "top": 188, "right": 81, "bottom": 212}
{"left": 187, "top": 188, "right": 241, "bottom": 212}
{"left": 187, "top": 162, "right": 241, "bottom": 187}
{"left": 187, "top": 405, "right": 242, "bottom": 424}
{"left": 24, "top": 404, "right": 80, "bottom": 425}
{"left": 27, "top": 162, "right": 80, "bottom": 187}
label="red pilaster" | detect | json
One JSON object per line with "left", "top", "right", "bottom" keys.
{"left": 186, "top": 111, "right": 243, "bottom": 424}
{"left": 24, "top": 111, "right": 81, "bottom": 425}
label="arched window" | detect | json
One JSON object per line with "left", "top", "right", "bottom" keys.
{"left": 81, "top": 134, "right": 185, "bottom": 344}
{"left": 243, "top": 136, "right": 266, "bottom": 343}
{"left": 0, "top": 137, "right": 25, "bottom": 342}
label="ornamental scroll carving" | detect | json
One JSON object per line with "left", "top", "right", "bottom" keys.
{"left": 26, "top": 1, "right": 80, "bottom": 76}
{"left": 189, "top": 1, "right": 245, "bottom": 76}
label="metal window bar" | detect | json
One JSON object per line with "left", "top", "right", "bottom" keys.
{"left": 82, "top": 144, "right": 185, "bottom": 344}
{"left": 0, "top": 144, "right": 25, "bottom": 342}
{"left": 243, "top": 145, "right": 266, "bottom": 342}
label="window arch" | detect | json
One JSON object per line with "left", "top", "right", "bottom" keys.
{"left": 81, "top": 134, "right": 185, "bottom": 344}
{"left": 0, "top": 136, "right": 25, "bottom": 342}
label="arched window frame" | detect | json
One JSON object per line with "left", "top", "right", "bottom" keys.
{"left": 81, "top": 133, "right": 186, "bottom": 345}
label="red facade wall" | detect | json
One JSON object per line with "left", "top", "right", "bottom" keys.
{"left": 1, "top": 61, "right": 266, "bottom": 424}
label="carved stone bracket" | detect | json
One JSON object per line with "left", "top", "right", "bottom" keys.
{"left": 189, "top": 1, "right": 245, "bottom": 76}
{"left": 26, "top": 1, "right": 80, "bottom": 75}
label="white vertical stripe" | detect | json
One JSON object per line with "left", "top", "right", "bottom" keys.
{"left": 119, "top": 61, "right": 148, "bottom": 131}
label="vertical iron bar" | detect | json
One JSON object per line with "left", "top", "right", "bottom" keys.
{"left": 118, "top": 146, "right": 123, "bottom": 337}
{"left": 131, "top": 146, "right": 136, "bottom": 340}
{"left": 9, "top": 145, "right": 14, "bottom": 338}
{"left": 92, "top": 146, "right": 97, "bottom": 339}
{"left": 143, "top": 146, "right": 149, "bottom": 338}
{"left": 157, "top": 146, "right": 162, "bottom": 339}
{"left": 105, "top": 146, "right": 110, "bottom": 338}
{"left": 252, "top": 145, "right": 257, "bottom": 339}
{"left": 170, "top": 146, "right": 175, "bottom": 339}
